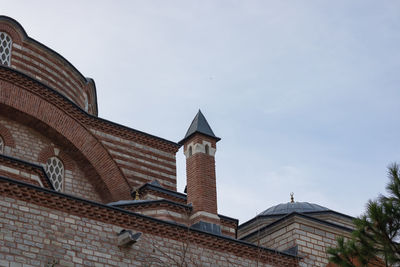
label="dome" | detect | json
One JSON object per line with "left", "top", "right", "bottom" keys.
{"left": 260, "top": 202, "right": 330, "bottom": 216}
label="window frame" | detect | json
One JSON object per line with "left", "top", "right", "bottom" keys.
{"left": 0, "top": 32, "right": 12, "bottom": 66}
{"left": 45, "top": 156, "right": 65, "bottom": 192}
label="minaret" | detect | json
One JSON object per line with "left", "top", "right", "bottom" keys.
{"left": 179, "top": 110, "right": 221, "bottom": 233}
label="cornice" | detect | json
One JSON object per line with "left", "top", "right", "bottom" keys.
{"left": 0, "top": 154, "right": 53, "bottom": 190}
{"left": 240, "top": 212, "right": 353, "bottom": 241}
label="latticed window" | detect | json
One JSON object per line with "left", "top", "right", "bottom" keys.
{"left": 0, "top": 32, "right": 12, "bottom": 66}
{"left": 45, "top": 157, "right": 64, "bottom": 192}
{"left": 0, "top": 136, "right": 3, "bottom": 154}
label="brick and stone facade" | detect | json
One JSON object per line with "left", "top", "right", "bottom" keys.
{"left": 0, "top": 15, "right": 369, "bottom": 267}
{"left": 0, "top": 15, "right": 302, "bottom": 266}
{"left": 0, "top": 176, "right": 299, "bottom": 267}
{"left": 238, "top": 203, "right": 356, "bottom": 266}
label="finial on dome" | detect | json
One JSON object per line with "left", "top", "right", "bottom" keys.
{"left": 290, "top": 192, "right": 294, "bottom": 203}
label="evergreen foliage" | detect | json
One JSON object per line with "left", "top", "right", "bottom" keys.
{"left": 327, "top": 163, "right": 400, "bottom": 266}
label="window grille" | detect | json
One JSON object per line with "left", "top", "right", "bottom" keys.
{"left": 45, "top": 157, "right": 64, "bottom": 192}
{"left": 0, "top": 32, "right": 12, "bottom": 66}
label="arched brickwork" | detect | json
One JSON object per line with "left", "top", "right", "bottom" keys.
{"left": 0, "top": 79, "right": 131, "bottom": 202}
{"left": 38, "top": 145, "right": 75, "bottom": 172}
{"left": 0, "top": 122, "right": 15, "bottom": 148}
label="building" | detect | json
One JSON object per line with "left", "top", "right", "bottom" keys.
{"left": 0, "top": 15, "right": 357, "bottom": 267}
{"left": 239, "top": 200, "right": 354, "bottom": 266}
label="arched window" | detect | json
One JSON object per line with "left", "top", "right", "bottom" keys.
{"left": 188, "top": 146, "right": 192, "bottom": 157}
{"left": 205, "top": 144, "right": 209, "bottom": 155}
{"left": 0, "top": 136, "right": 4, "bottom": 154}
{"left": 0, "top": 32, "right": 12, "bottom": 66}
{"left": 45, "top": 156, "right": 64, "bottom": 192}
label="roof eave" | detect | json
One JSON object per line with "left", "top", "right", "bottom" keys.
{"left": 178, "top": 132, "right": 221, "bottom": 145}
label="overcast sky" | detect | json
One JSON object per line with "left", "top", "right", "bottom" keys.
{"left": 3, "top": 1, "right": 400, "bottom": 223}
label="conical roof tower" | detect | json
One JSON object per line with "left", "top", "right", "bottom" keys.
{"left": 179, "top": 110, "right": 220, "bottom": 145}
{"left": 180, "top": 110, "right": 221, "bottom": 234}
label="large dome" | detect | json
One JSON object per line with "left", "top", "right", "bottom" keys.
{"left": 260, "top": 202, "right": 330, "bottom": 216}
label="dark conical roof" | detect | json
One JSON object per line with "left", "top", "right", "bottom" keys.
{"left": 179, "top": 110, "right": 220, "bottom": 144}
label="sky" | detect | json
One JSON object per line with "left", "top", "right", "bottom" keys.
{"left": 2, "top": 1, "right": 400, "bottom": 224}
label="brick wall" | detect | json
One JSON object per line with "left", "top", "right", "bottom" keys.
{"left": 0, "top": 196, "right": 277, "bottom": 267}
{"left": 219, "top": 216, "right": 238, "bottom": 238}
{"left": 0, "top": 181, "right": 299, "bottom": 267}
{"left": 91, "top": 129, "right": 177, "bottom": 191}
{"left": 184, "top": 134, "right": 218, "bottom": 215}
{"left": 0, "top": 155, "right": 52, "bottom": 189}
{"left": 10, "top": 43, "right": 90, "bottom": 112}
{"left": 1, "top": 66, "right": 180, "bottom": 201}
{"left": 138, "top": 187, "right": 186, "bottom": 205}
{"left": 0, "top": 76, "right": 132, "bottom": 201}
{"left": 114, "top": 201, "right": 191, "bottom": 226}
{"left": 0, "top": 115, "right": 101, "bottom": 202}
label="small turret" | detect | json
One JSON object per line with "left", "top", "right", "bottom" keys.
{"left": 180, "top": 110, "right": 221, "bottom": 233}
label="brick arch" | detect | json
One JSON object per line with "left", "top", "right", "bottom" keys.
{"left": 0, "top": 80, "right": 131, "bottom": 202}
{"left": 0, "top": 122, "right": 15, "bottom": 148}
{"left": 38, "top": 145, "right": 75, "bottom": 172}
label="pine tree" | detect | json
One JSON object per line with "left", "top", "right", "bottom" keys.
{"left": 327, "top": 163, "right": 400, "bottom": 267}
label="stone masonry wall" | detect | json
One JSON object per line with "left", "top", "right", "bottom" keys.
{"left": 0, "top": 194, "right": 298, "bottom": 267}
{"left": 238, "top": 216, "right": 284, "bottom": 240}
{"left": 294, "top": 221, "right": 347, "bottom": 267}
{"left": 258, "top": 223, "right": 298, "bottom": 252}
{"left": 257, "top": 220, "right": 350, "bottom": 267}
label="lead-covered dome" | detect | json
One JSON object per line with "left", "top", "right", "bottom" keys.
{"left": 260, "top": 202, "right": 330, "bottom": 216}
{"left": 0, "top": 16, "right": 98, "bottom": 116}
